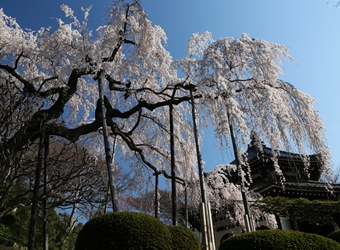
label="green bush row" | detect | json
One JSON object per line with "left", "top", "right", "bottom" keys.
{"left": 219, "top": 229, "right": 340, "bottom": 250}
{"left": 75, "top": 212, "right": 201, "bottom": 250}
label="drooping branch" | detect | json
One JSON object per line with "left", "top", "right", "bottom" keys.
{"left": 126, "top": 109, "right": 142, "bottom": 135}
{"left": 106, "top": 118, "right": 185, "bottom": 185}
{"left": 102, "top": 3, "right": 137, "bottom": 63}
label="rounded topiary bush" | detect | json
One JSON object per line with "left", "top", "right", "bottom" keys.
{"left": 75, "top": 212, "right": 172, "bottom": 250}
{"left": 167, "top": 226, "right": 201, "bottom": 250}
{"left": 219, "top": 230, "right": 340, "bottom": 250}
{"left": 328, "top": 230, "right": 340, "bottom": 244}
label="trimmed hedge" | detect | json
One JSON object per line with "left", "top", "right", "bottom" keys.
{"left": 219, "top": 230, "right": 340, "bottom": 250}
{"left": 328, "top": 230, "right": 340, "bottom": 244}
{"left": 167, "top": 226, "right": 201, "bottom": 250}
{"left": 75, "top": 212, "right": 172, "bottom": 250}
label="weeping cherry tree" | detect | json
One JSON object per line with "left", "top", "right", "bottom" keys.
{"left": 178, "top": 31, "right": 331, "bottom": 184}
{"left": 0, "top": 1, "right": 332, "bottom": 248}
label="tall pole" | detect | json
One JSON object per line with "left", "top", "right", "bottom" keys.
{"left": 98, "top": 71, "right": 119, "bottom": 212}
{"left": 43, "top": 135, "right": 49, "bottom": 250}
{"left": 189, "top": 86, "right": 215, "bottom": 250}
{"left": 104, "top": 135, "right": 118, "bottom": 214}
{"left": 153, "top": 171, "right": 160, "bottom": 219}
{"left": 227, "top": 112, "right": 254, "bottom": 232}
{"left": 181, "top": 142, "right": 190, "bottom": 228}
{"left": 189, "top": 88, "right": 206, "bottom": 204}
{"left": 28, "top": 127, "right": 45, "bottom": 250}
{"left": 184, "top": 183, "right": 189, "bottom": 228}
{"left": 169, "top": 102, "right": 177, "bottom": 225}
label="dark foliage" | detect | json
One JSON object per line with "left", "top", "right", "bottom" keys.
{"left": 219, "top": 233, "right": 233, "bottom": 244}
{"left": 328, "top": 230, "right": 340, "bottom": 244}
{"left": 75, "top": 212, "right": 172, "bottom": 250}
{"left": 219, "top": 230, "right": 340, "bottom": 250}
{"left": 0, "top": 207, "right": 81, "bottom": 249}
{"left": 167, "top": 226, "right": 201, "bottom": 250}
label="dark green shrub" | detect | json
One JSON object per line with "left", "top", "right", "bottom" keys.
{"left": 167, "top": 226, "right": 201, "bottom": 250}
{"left": 75, "top": 212, "right": 172, "bottom": 250}
{"left": 219, "top": 233, "right": 233, "bottom": 244}
{"left": 328, "top": 230, "right": 340, "bottom": 244}
{"left": 256, "top": 225, "right": 270, "bottom": 230}
{"left": 219, "top": 230, "right": 340, "bottom": 250}
{"left": 0, "top": 215, "right": 15, "bottom": 227}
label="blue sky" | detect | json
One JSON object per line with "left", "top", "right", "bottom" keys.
{"left": 2, "top": 1, "right": 340, "bottom": 173}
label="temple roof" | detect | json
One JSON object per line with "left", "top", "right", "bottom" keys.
{"left": 231, "top": 132, "right": 321, "bottom": 165}
{"left": 224, "top": 133, "right": 323, "bottom": 183}
{"left": 254, "top": 180, "right": 340, "bottom": 201}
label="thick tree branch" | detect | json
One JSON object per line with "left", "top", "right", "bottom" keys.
{"left": 7, "top": 68, "right": 88, "bottom": 151}
{"left": 0, "top": 64, "right": 34, "bottom": 92}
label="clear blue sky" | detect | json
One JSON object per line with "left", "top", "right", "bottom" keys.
{"left": 2, "top": 1, "right": 340, "bottom": 172}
